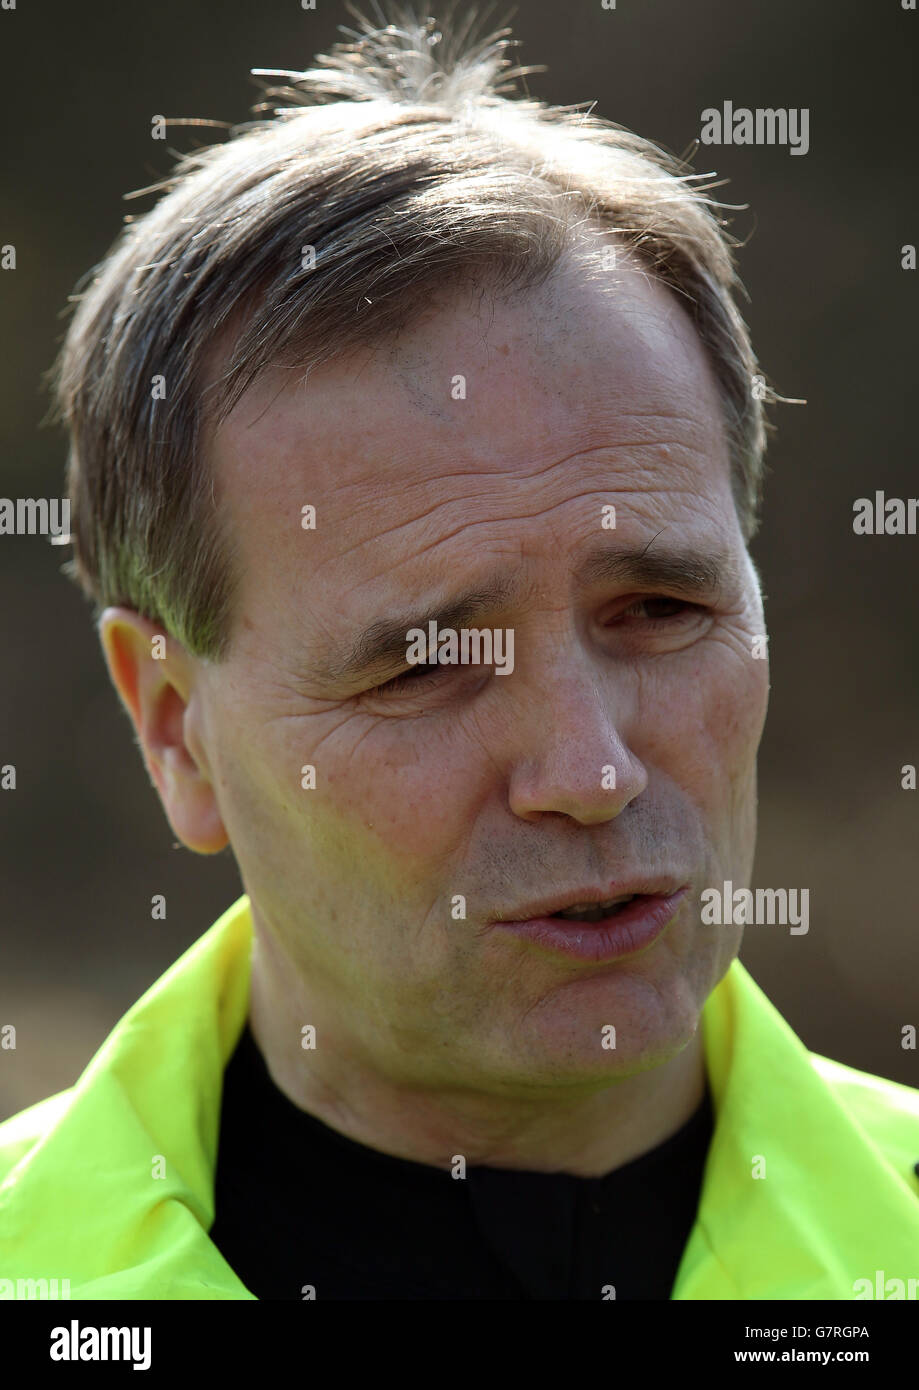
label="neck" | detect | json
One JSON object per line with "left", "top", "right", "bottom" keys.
{"left": 247, "top": 926, "right": 708, "bottom": 1180}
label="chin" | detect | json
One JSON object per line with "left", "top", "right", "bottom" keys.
{"left": 494, "top": 966, "right": 704, "bottom": 1087}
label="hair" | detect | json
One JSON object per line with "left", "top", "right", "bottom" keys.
{"left": 52, "top": 2, "right": 779, "bottom": 661}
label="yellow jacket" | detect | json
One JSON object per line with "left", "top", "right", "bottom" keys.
{"left": 1, "top": 895, "right": 918, "bottom": 1299}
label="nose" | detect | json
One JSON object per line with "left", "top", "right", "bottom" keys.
{"left": 506, "top": 659, "right": 648, "bottom": 825}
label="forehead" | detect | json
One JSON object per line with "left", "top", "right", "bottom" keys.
{"left": 210, "top": 253, "right": 735, "bottom": 640}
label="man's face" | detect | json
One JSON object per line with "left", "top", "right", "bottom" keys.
{"left": 189, "top": 251, "right": 769, "bottom": 1093}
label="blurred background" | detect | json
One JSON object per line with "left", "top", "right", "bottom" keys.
{"left": 1, "top": 0, "right": 916, "bottom": 1119}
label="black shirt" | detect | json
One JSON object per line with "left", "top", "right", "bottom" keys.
{"left": 208, "top": 1021, "right": 713, "bottom": 1300}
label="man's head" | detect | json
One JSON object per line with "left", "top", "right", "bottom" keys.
{"left": 55, "top": 12, "right": 771, "bottom": 1096}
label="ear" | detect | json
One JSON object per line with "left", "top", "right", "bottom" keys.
{"left": 98, "top": 607, "right": 229, "bottom": 854}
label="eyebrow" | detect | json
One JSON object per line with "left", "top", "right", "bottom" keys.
{"left": 316, "top": 542, "right": 735, "bottom": 685}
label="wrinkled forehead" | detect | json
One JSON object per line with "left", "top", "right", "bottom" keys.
{"left": 206, "top": 253, "right": 736, "bottom": 635}
{"left": 212, "top": 252, "right": 728, "bottom": 486}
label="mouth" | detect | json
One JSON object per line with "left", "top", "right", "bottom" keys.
{"left": 491, "top": 885, "right": 690, "bottom": 963}
{"left": 547, "top": 894, "right": 640, "bottom": 923}
{"left": 494, "top": 879, "right": 687, "bottom": 926}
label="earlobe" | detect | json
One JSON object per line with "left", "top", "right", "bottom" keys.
{"left": 97, "top": 607, "right": 229, "bottom": 854}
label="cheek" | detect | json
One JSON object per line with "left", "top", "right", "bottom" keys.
{"left": 224, "top": 708, "right": 481, "bottom": 877}
{"left": 705, "top": 654, "right": 768, "bottom": 761}
{"left": 633, "top": 639, "right": 769, "bottom": 802}
{"left": 329, "top": 760, "right": 462, "bottom": 847}
{"left": 694, "top": 646, "right": 769, "bottom": 850}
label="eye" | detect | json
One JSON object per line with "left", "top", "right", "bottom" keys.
{"left": 603, "top": 596, "right": 713, "bottom": 651}
{"left": 618, "top": 597, "right": 704, "bottom": 624}
{"left": 372, "top": 660, "right": 455, "bottom": 697}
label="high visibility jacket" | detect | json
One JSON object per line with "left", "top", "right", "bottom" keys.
{"left": 1, "top": 894, "right": 918, "bottom": 1300}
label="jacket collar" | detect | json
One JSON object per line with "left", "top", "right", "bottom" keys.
{"left": 675, "top": 951, "right": 919, "bottom": 1297}
{"left": 3, "top": 895, "right": 917, "bottom": 1299}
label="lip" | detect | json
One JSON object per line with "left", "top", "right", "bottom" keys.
{"left": 491, "top": 878, "right": 688, "bottom": 924}
{"left": 490, "top": 887, "right": 690, "bottom": 963}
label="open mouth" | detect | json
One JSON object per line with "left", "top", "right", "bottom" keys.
{"left": 495, "top": 886, "right": 688, "bottom": 962}
{"left": 549, "top": 895, "right": 640, "bottom": 923}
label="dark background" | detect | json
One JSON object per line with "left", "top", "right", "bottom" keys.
{"left": 1, "top": 0, "right": 916, "bottom": 1119}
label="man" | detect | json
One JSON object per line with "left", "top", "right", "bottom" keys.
{"left": 2, "top": 9, "right": 917, "bottom": 1301}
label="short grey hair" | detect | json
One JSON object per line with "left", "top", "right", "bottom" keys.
{"left": 52, "top": 4, "right": 777, "bottom": 660}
